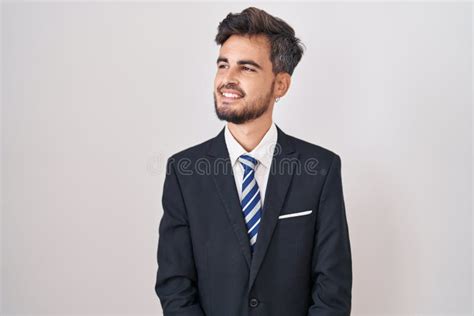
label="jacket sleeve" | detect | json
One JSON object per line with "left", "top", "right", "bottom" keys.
{"left": 308, "top": 154, "right": 353, "bottom": 316}
{"left": 155, "top": 157, "right": 205, "bottom": 316}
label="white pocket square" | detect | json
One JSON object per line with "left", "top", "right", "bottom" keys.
{"left": 278, "top": 209, "right": 312, "bottom": 219}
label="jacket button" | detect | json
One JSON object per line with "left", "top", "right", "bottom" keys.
{"left": 249, "top": 298, "right": 259, "bottom": 307}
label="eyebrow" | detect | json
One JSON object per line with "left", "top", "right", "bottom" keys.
{"left": 216, "top": 57, "right": 263, "bottom": 70}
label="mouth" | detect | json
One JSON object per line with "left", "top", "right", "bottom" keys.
{"left": 219, "top": 89, "right": 244, "bottom": 103}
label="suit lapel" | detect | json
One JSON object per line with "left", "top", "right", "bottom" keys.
{"left": 206, "top": 124, "right": 299, "bottom": 290}
{"left": 247, "top": 125, "right": 298, "bottom": 293}
{"left": 207, "top": 126, "right": 252, "bottom": 269}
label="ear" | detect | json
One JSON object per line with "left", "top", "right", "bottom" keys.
{"left": 274, "top": 72, "right": 292, "bottom": 98}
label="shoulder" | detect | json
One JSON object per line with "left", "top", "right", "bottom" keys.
{"left": 166, "top": 137, "right": 214, "bottom": 163}
{"left": 286, "top": 132, "right": 341, "bottom": 164}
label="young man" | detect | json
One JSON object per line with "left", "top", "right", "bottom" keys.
{"left": 155, "top": 7, "right": 352, "bottom": 316}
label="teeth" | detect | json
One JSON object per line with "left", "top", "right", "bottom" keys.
{"left": 222, "top": 92, "right": 241, "bottom": 98}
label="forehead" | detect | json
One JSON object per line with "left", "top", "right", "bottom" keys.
{"left": 218, "top": 34, "right": 272, "bottom": 67}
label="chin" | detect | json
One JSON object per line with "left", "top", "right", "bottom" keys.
{"left": 220, "top": 100, "right": 240, "bottom": 107}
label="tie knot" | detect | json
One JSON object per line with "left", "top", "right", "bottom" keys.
{"left": 238, "top": 154, "right": 258, "bottom": 170}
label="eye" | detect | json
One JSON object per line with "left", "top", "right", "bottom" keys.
{"left": 218, "top": 64, "right": 227, "bottom": 69}
{"left": 243, "top": 66, "right": 255, "bottom": 72}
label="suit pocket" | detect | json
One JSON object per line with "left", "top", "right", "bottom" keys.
{"left": 274, "top": 209, "right": 315, "bottom": 278}
{"left": 278, "top": 209, "right": 312, "bottom": 220}
{"left": 276, "top": 209, "right": 313, "bottom": 242}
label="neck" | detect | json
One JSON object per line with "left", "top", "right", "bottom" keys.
{"left": 227, "top": 116, "right": 273, "bottom": 152}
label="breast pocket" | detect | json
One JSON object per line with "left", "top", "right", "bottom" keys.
{"left": 278, "top": 209, "right": 313, "bottom": 220}
{"left": 275, "top": 208, "right": 314, "bottom": 241}
{"left": 273, "top": 208, "right": 316, "bottom": 278}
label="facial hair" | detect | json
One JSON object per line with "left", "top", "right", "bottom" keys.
{"left": 213, "top": 79, "right": 275, "bottom": 125}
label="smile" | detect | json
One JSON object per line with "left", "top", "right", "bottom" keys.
{"left": 220, "top": 90, "right": 244, "bottom": 103}
{"left": 221, "top": 92, "right": 243, "bottom": 99}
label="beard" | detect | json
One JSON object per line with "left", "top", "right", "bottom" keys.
{"left": 213, "top": 79, "right": 275, "bottom": 125}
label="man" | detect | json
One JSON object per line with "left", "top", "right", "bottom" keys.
{"left": 155, "top": 7, "right": 352, "bottom": 316}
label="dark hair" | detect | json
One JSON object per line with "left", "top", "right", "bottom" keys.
{"left": 215, "top": 7, "right": 305, "bottom": 76}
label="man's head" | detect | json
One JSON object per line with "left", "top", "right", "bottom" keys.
{"left": 213, "top": 7, "right": 305, "bottom": 125}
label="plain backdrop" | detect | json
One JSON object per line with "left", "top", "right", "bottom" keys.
{"left": 1, "top": 2, "right": 472, "bottom": 316}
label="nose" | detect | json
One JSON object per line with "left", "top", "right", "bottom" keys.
{"left": 222, "top": 65, "right": 240, "bottom": 85}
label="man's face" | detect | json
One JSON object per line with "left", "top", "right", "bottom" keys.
{"left": 213, "top": 34, "right": 276, "bottom": 124}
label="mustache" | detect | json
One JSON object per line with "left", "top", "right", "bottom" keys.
{"left": 219, "top": 84, "right": 245, "bottom": 96}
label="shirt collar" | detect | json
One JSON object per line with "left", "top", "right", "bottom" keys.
{"left": 224, "top": 121, "right": 278, "bottom": 169}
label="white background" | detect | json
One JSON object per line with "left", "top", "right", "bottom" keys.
{"left": 1, "top": 2, "right": 472, "bottom": 316}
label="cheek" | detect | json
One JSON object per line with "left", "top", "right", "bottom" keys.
{"left": 246, "top": 79, "right": 266, "bottom": 92}
{"left": 214, "top": 72, "right": 224, "bottom": 86}
{"left": 242, "top": 85, "right": 257, "bottom": 97}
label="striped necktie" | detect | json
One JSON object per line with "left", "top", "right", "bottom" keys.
{"left": 238, "top": 154, "right": 262, "bottom": 255}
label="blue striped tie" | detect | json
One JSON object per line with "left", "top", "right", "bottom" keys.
{"left": 238, "top": 154, "right": 262, "bottom": 255}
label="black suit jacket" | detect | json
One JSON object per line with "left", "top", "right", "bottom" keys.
{"left": 155, "top": 124, "right": 352, "bottom": 316}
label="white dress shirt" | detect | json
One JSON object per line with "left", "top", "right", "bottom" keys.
{"left": 224, "top": 122, "right": 278, "bottom": 208}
